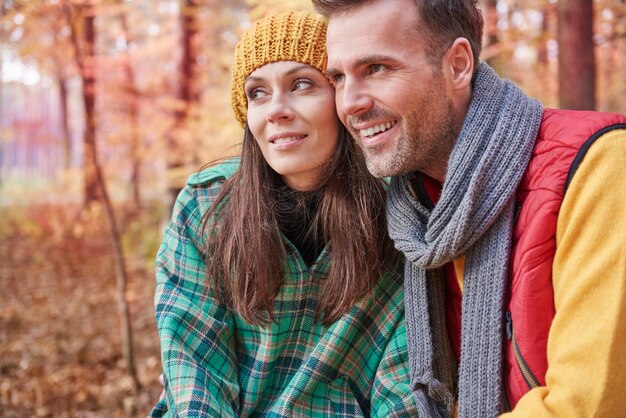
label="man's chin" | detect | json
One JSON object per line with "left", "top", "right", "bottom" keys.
{"left": 364, "top": 156, "right": 399, "bottom": 178}
{"left": 365, "top": 153, "right": 418, "bottom": 178}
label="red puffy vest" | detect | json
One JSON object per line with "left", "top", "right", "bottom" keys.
{"left": 444, "top": 108, "right": 626, "bottom": 409}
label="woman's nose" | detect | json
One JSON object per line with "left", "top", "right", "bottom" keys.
{"left": 266, "top": 95, "right": 295, "bottom": 123}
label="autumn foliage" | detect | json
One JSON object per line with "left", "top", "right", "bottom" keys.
{"left": 1, "top": 0, "right": 625, "bottom": 416}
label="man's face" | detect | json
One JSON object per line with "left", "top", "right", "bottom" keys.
{"left": 326, "top": 0, "right": 458, "bottom": 180}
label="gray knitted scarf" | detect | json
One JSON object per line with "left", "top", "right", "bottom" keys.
{"left": 386, "top": 63, "right": 542, "bottom": 418}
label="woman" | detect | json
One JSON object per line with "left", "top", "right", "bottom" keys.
{"left": 151, "top": 11, "right": 416, "bottom": 417}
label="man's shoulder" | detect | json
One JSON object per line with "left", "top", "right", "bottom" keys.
{"left": 534, "top": 109, "right": 626, "bottom": 189}
{"left": 539, "top": 108, "right": 626, "bottom": 142}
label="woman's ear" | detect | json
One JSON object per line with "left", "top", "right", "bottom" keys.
{"left": 444, "top": 37, "right": 474, "bottom": 91}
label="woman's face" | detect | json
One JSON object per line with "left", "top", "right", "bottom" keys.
{"left": 245, "top": 61, "right": 340, "bottom": 191}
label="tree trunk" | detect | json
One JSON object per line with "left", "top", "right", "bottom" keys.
{"left": 537, "top": 6, "right": 550, "bottom": 66}
{"left": 557, "top": 0, "right": 596, "bottom": 110}
{"left": 481, "top": 0, "right": 509, "bottom": 72}
{"left": 483, "top": 0, "right": 498, "bottom": 50}
{"left": 165, "top": 0, "right": 202, "bottom": 214}
{"left": 82, "top": 9, "right": 101, "bottom": 203}
{"left": 179, "top": 0, "right": 202, "bottom": 107}
{"left": 92, "top": 151, "right": 141, "bottom": 393}
{"left": 57, "top": 74, "right": 72, "bottom": 170}
{"left": 64, "top": 1, "right": 99, "bottom": 203}
{"left": 64, "top": 0, "right": 139, "bottom": 391}
{"left": 118, "top": 4, "right": 142, "bottom": 210}
{"left": 603, "top": 0, "right": 624, "bottom": 111}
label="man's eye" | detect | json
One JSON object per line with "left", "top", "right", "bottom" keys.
{"left": 329, "top": 73, "right": 344, "bottom": 88}
{"left": 370, "top": 64, "right": 385, "bottom": 74}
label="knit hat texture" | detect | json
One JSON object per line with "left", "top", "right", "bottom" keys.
{"left": 230, "top": 11, "right": 328, "bottom": 127}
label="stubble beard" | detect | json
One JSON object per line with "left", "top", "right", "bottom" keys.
{"left": 402, "top": 99, "right": 457, "bottom": 179}
{"left": 347, "top": 108, "right": 403, "bottom": 178}
{"left": 360, "top": 130, "right": 410, "bottom": 178}
{"left": 356, "top": 100, "right": 457, "bottom": 180}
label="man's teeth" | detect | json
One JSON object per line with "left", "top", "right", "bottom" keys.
{"left": 360, "top": 122, "right": 394, "bottom": 138}
{"left": 273, "top": 135, "right": 304, "bottom": 144}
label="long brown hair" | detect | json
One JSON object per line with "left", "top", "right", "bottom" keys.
{"left": 201, "top": 125, "right": 398, "bottom": 325}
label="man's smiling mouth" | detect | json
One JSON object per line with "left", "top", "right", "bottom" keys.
{"left": 359, "top": 121, "right": 396, "bottom": 138}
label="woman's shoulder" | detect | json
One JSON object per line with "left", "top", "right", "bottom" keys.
{"left": 375, "top": 261, "right": 405, "bottom": 298}
{"left": 186, "top": 157, "right": 241, "bottom": 187}
{"left": 171, "top": 158, "right": 240, "bottom": 223}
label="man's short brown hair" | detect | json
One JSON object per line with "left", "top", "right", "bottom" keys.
{"left": 312, "top": 0, "right": 484, "bottom": 67}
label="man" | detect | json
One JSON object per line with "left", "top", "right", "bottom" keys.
{"left": 312, "top": 0, "right": 626, "bottom": 417}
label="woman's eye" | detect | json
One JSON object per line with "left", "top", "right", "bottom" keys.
{"left": 247, "top": 88, "right": 267, "bottom": 101}
{"left": 293, "top": 79, "right": 313, "bottom": 91}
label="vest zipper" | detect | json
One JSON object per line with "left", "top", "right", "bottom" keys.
{"left": 506, "top": 311, "right": 540, "bottom": 390}
{"left": 502, "top": 358, "right": 512, "bottom": 412}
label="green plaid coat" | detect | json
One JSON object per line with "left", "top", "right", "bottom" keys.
{"left": 149, "top": 160, "right": 417, "bottom": 417}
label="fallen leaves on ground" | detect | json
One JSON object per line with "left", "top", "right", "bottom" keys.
{"left": 1, "top": 202, "right": 163, "bottom": 417}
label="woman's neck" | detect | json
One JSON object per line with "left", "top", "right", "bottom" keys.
{"left": 274, "top": 185, "right": 324, "bottom": 267}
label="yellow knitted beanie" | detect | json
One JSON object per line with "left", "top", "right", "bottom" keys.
{"left": 230, "top": 11, "right": 328, "bottom": 128}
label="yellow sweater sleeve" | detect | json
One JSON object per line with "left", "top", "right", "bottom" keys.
{"left": 501, "top": 128, "right": 626, "bottom": 417}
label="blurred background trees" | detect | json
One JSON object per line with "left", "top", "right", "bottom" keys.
{"left": 0, "top": 0, "right": 624, "bottom": 416}
{"left": 1, "top": 0, "right": 624, "bottom": 208}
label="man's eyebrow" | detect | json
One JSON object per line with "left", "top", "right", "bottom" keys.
{"left": 326, "top": 54, "right": 395, "bottom": 77}
{"left": 354, "top": 55, "right": 394, "bottom": 67}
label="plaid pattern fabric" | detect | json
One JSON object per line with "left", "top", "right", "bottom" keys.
{"left": 149, "top": 162, "right": 417, "bottom": 417}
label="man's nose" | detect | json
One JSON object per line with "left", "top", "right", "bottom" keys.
{"left": 337, "top": 79, "right": 373, "bottom": 118}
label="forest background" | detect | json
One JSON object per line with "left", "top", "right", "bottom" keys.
{"left": 1, "top": 0, "right": 624, "bottom": 416}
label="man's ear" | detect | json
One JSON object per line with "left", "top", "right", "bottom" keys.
{"left": 443, "top": 37, "right": 474, "bottom": 91}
